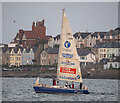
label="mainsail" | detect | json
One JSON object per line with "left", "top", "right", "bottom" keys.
{"left": 57, "top": 9, "right": 83, "bottom": 83}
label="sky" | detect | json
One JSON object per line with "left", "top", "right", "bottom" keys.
{"left": 2, "top": 2, "right": 118, "bottom": 44}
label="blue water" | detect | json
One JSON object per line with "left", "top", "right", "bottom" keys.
{"left": 2, "top": 78, "right": 118, "bottom": 101}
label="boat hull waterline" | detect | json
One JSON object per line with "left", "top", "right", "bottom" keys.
{"left": 33, "top": 86, "right": 89, "bottom": 94}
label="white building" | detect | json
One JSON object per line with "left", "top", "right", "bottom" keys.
{"left": 77, "top": 48, "right": 96, "bottom": 67}
{"left": 104, "top": 57, "right": 120, "bottom": 69}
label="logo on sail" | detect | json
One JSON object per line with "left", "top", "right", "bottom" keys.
{"left": 64, "top": 41, "right": 71, "bottom": 48}
{"left": 61, "top": 60, "right": 75, "bottom": 65}
{"left": 60, "top": 67, "right": 76, "bottom": 74}
{"left": 59, "top": 76, "right": 77, "bottom": 80}
{"left": 62, "top": 53, "right": 73, "bottom": 58}
{"left": 77, "top": 75, "right": 80, "bottom": 79}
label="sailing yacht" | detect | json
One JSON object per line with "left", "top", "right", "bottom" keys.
{"left": 33, "top": 9, "right": 89, "bottom": 94}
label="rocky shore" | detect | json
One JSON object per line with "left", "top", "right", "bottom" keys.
{"left": 2, "top": 68, "right": 120, "bottom": 79}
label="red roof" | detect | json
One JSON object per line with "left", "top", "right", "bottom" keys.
{"left": 24, "top": 31, "right": 34, "bottom": 39}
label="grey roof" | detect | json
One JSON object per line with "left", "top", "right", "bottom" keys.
{"left": 91, "top": 32, "right": 107, "bottom": 38}
{"left": 44, "top": 47, "right": 94, "bottom": 56}
{"left": 113, "top": 56, "right": 120, "bottom": 62}
{"left": 54, "top": 35, "right": 60, "bottom": 40}
{"left": 93, "top": 42, "right": 120, "bottom": 48}
{"left": 100, "top": 58, "right": 110, "bottom": 64}
{"left": 2, "top": 47, "right": 34, "bottom": 53}
{"left": 77, "top": 48, "right": 94, "bottom": 56}
{"left": 73, "top": 32, "right": 91, "bottom": 39}
{"left": 104, "top": 27, "right": 120, "bottom": 36}
{"left": 2, "top": 47, "right": 8, "bottom": 53}
{"left": 44, "top": 47, "right": 59, "bottom": 54}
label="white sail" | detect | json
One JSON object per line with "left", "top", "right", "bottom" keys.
{"left": 35, "top": 76, "right": 39, "bottom": 86}
{"left": 57, "top": 9, "right": 83, "bottom": 83}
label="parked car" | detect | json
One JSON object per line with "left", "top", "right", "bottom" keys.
{"left": 41, "top": 68, "right": 46, "bottom": 71}
{"left": 22, "top": 68, "right": 30, "bottom": 71}
{"left": 48, "top": 68, "right": 55, "bottom": 71}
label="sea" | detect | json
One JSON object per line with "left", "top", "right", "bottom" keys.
{"left": 2, "top": 78, "right": 119, "bottom": 101}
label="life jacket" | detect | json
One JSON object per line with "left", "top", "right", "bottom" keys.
{"left": 53, "top": 80, "right": 56, "bottom": 85}
{"left": 72, "top": 84, "right": 74, "bottom": 88}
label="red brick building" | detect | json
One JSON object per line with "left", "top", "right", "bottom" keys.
{"left": 12, "top": 20, "right": 46, "bottom": 47}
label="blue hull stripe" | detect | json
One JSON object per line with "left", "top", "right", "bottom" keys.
{"left": 33, "top": 86, "right": 89, "bottom": 94}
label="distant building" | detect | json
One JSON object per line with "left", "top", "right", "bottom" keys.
{"left": 103, "top": 27, "right": 120, "bottom": 43}
{"left": 12, "top": 20, "right": 46, "bottom": 47}
{"left": 40, "top": 47, "right": 95, "bottom": 66}
{"left": 73, "top": 32, "right": 92, "bottom": 48}
{"left": 2, "top": 47, "right": 10, "bottom": 66}
{"left": 22, "top": 48, "right": 34, "bottom": 65}
{"left": 48, "top": 32, "right": 92, "bottom": 48}
{"left": 104, "top": 56, "right": 120, "bottom": 69}
{"left": 77, "top": 48, "right": 95, "bottom": 67}
{"left": 92, "top": 42, "right": 120, "bottom": 62}
{"left": 86, "top": 32, "right": 107, "bottom": 47}
{"left": 48, "top": 35, "right": 60, "bottom": 48}
{"left": 1, "top": 47, "right": 35, "bottom": 67}
{"left": 40, "top": 47, "right": 59, "bottom": 65}
{"left": 9, "top": 48, "right": 22, "bottom": 67}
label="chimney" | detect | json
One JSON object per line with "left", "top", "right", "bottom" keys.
{"left": 97, "top": 32, "right": 100, "bottom": 35}
{"left": 42, "top": 19, "right": 44, "bottom": 25}
{"left": 78, "top": 32, "right": 80, "bottom": 37}
{"left": 32, "top": 21, "right": 35, "bottom": 30}
{"left": 19, "top": 29, "right": 23, "bottom": 33}
{"left": 110, "top": 30, "right": 113, "bottom": 34}
{"left": 36, "top": 21, "right": 39, "bottom": 26}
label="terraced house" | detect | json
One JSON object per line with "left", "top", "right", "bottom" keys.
{"left": 22, "top": 48, "right": 34, "bottom": 65}
{"left": 92, "top": 42, "right": 120, "bottom": 62}
{"left": 103, "top": 27, "right": 120, "bottom": 43}
{"left": 1, "top": 47, "right": 35, "bottom": 67}
{"left": 9, "top": 48, "right": 22, "bottom": 66}
{"left": 40, "top": 47, "right": 59, "bottom": 65}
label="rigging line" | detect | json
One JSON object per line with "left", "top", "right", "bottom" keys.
{"left": 54, "top": 13, "right": 62, "bottom": 36}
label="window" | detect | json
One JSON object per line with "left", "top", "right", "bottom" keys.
{"left": 80, "top": 57, "right": 85, "bottom": 60}
{"left": 16, "top": 57, "right": 18, "bottom": 60}
{"left": 112, "top": 35, "right": 115, "bottom": 39}
{"left": 24, "top": 42, "right": 27, "bottom": 46}
{"left": 115, "top": 63, "right": 117, "bottom": 68}
{"left": 44, "top": 60, "right": 46, "bottom": 64}
{"left": 104, "top": 54, "right": 106, "bottom": 58}
{"left": 106, "top": 35, "right": 110, "bottom": 39}
{"left": 110, "top": 54, "right": 112, "bottom": 57}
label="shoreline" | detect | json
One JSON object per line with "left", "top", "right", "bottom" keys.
{"left": 2, "top": 69, "right": 120, "bottom": 79}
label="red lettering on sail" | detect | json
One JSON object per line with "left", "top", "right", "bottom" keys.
{"left": 60, "top": 67, "right": 76, "bottom": 74}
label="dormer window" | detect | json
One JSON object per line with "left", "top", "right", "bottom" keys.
{"left": 22, "top": 34, "right": 26, "bottom": 40}
{"left": 16, "top": 37, "right": 20, "bottom": 40}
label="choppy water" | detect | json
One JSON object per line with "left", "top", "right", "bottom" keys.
{"left": 2, "top": 78, "right": 118, "bottom": 101}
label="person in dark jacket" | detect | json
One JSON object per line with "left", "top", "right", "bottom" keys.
{"left": 79, "top": 82, "right": 83, "bottom": 89}
{"left": 72, "top": 81, "right": 74, "bottom": 89}
{"left": 53, "top": 77, "right": 56, "bottom": 86}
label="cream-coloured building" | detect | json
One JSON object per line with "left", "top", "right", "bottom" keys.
{"left": 77, "top": 48, "right": 95, "bottom": 67}
{"left": 92, "top": 42, "right": 120, "bottom": 62}
{"left": 40, "top": 48, "right": 59, "bottom": 65}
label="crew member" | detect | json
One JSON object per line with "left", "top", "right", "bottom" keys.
{"left": 53, "top": 77, "right": 56, "bottom": 86}
{"left": 80, "top": 82, "right": 83, "bottom": 90}
{"left": 57, "top": 79, "right": 59, "bottom": 86}
{"left": 72, "top": 81, "right": 74, "bottom": 89}
{"left": 65, "top": 82, "right": 68, "bottom": 88}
